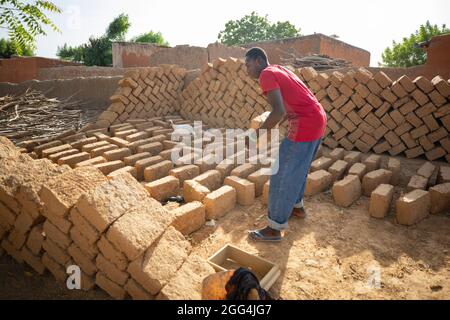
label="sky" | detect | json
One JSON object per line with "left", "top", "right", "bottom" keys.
{"left": 1, "top": 0, "right": 449, "bottom": 66}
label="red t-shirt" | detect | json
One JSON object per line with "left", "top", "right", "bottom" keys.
{"left": 259, "top": 65, "right": 327, "bottom": 142}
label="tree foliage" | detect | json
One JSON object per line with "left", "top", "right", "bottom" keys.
{"left": 381, "top": 21, "right": 450, "bottom": 67}
{"left": 218, "top": 12, "right": 301, "bottom": 46}
{"left": 57, "top": 13, "right": 169, "bottom": 66}
{"left": 0, "top": 0, "right": 61, "bottom": 54}
{"left": 0, "top": 37, "right": 34, "bottom": 57}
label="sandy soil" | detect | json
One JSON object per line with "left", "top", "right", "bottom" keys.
{"left": 0, "top": 154, "right": 449, "bottom": 300}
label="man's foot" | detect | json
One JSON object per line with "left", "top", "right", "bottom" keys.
{"left": 248, "top": 226, "right": 282, "bottom": 242}
{"left": 291, "top": 207, "right": 307, "bottom": 219}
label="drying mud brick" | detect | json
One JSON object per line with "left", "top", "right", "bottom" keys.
{"left": 42, "top": 238, "right": 71, "bottom": 265}
{"left": 135, "top": 156, "right": 163, "bottom": 181}
{"left": 396, "top": 190, "right": 430, "bottom": 226}
{"left": 363, "top": 155, "right": 382, "bottom": 173}
{"left": 69, "top": 208, "right": 99, "bottom": 245}
{"left": 58, "top": 152, "right": 90, "bottom": 168}
{"left": 48, "top": 149, "right": 79, "bottom": 162}
{"left": 429, "top": 183, "right": 450, "bottom": 214}
{"left": 203, "top": 185, "right": 237, "bottom": 220}
{"left": 369, "top": 184, "right": 394, "bottom": 218}
{"left": 262, "top": 181, "right": 270, "bottom": 205}
{"left": 40, "top": 166, "right": 107, "bottom": 218}
{"left": 42, "top": 144, "right": 73, "bottom": 158}
{"left": 42, "top": 253, "right": 67, "bottom": 283}
{"left": 34, "top": 140, "right": 62, "bottom": 157}
{"left": 127, "top": 227, "right": 191, "bottom": 295}
{"left": 26, "top": 224, "right": 44, "bottom": 256}
{"left": 67, "top": 243, "right": 97, "bottom": 276}
{"left": 97, "top": 236, "right": 129, "bottom": 271}
{"left": 125, "top": 278, "right": 154, "bottom": 300}
{"left": 230, "top": 163, "right": 260, "bottom": 180}
{"left": 144, "top": 160, "right": 173, "bottom": 182}
{"left": 328, "top": 148, "right": 345, "bottom": 162}
{"left": 21, "top": 246, "right": 45, "bottom": 274}
{"left": 96, "top": 272, "right": 127, "bottom": 300}
{"left": 76, "top": 173, "right": 150, "bottom": 233}
{"left": 69, "top": 227, "right": 99, "bottom": 260}
{"left": 224, "top": 176, "right": 255, "bottom": 206}
{"left": 362, "top": 169, "right": 393, "bottom": 196}
{"left": 387, "top": 158, "right": 401, "bottom": 185}
{"left": 107, "top": 166, "right": 137, "bottom": 179}
{"left": 169, "top": 165, "right": 200, "bottom": 185}
{"left": 94, "top": 160, "right": 125, "bottom": 175}
{"left": 311, "top": 157, "right": 334, "bottom": 172}
{"left": 96, "top": 253, "right": 129, "bottom": 286}
{"left": 407, "top": 175, "right": 429, "bottom": 192}
{"left": 343, "top": 151, "right": 362, "bottom": 166}
{"left": 438, "top": 166, "right": 450, "bottom": 184}
{"left": 103, "top": 148, "right": 132, "bottom": 162}
{"left": 156, "top": 254, "right": 215, "bottom": 300}
{"left": 171, "top": 201, "right": 206, "bottom": 236}
{"left": 145, "top": 176, "right": 179, "bottom": 202}
{"left": 193, "top": 170, "right": 222, "bottom": 191}
{"left": 137, "top": 142, "right": 164, "bottom": 155}
{"left": 75, "top": 156, "right": 107, "bottom": 168}
{"left": 90, "top": 144, "right": 118, "bottom": 158}
{"left": 305, "top": 170, "right": 333, "bottom": 196}
{"left": 247, "top": 168, "right": 271, "bottom": 197}
{"left": 81, "top": 141, "right": 110, "bottom": 153}
{"left": 417, "top": 162, "right": 436, "bottom": 179}
{"left": 328, "top": 160, "right": 348, "bottom": 182}
{"left": 106, "top": 198, "right": 174, "bottom": 260}
{"left": 332, "top": 175, "right": 361, "bottom": 207}
{"left": 124, "top": 152, "right": 151, "bottom": 166}
{"left": 43, "top": 221, "right": 71, "bottom": 249}
{"left": 183, "top": 180, "right": 211, "bottom": 203}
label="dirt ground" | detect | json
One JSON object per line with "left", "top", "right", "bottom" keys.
{"left": 0, "top": 154, "right": 449, "bottom": 300}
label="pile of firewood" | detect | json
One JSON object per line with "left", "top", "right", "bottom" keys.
{"left": 0, "top": 90, "right": 86, "bottom": 143}
{"left": 281, "top": 53, "right": 352, "bottom": 71}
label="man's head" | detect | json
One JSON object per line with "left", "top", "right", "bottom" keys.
{"left": 245, "top": 47, "right": 269, "bottom": 79}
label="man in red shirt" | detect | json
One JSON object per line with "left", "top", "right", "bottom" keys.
{"left": 245, "top": 47, "right": 327, "bottom": 242}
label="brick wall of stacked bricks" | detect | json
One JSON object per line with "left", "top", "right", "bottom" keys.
{"left": 96, "top": 59, "right": 450, "bottom": 163}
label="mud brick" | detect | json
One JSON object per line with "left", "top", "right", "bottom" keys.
{"left": 71, "top": 137, "right": 98, "bottom": 151}
{"left": 107, "top": 137, "right": 130, "bottom": 149}
{"left": 96, "top": 253, "right": 129, "bottom": 286}
{"left": 42, "top": 144, "right": 73, "bottom": 158}
{"left": 373, "top": 125, "right": 389, "bottom": 141}
{"left": 388, "top": 110, "right": 404, "bottom": 126}
{"left": 96, "top": 272, "right": 127, "bottom": 300}
{"left": 162, "top": 140, "right": 179, "bottom": 151}
{"left": 229, "top": 162, "right": 259, "bottom": 180}
{"left": 42, "top": 253, "right": 66, "bottom": 283}
{"left": 339, "top": 137, "right": 354, "bottom": 151}
{"left": 374, "top": 102, "right": 391, "bottom": 118}
{"left": 123, "top": 152, "right": 151, "bottom": 166}
{"left": 413, "top": 76, "right": 434, "bottom": 93}
{"left": 432, "top": 76, "right": 450, "bottom": 97}
{"left": 135, "top": 156, "right": 163, "bottom": 180}
{"left": 8, "top": 229, "right": 27, "bottom": 250}
{"left": 125, "top": 279, "right": 153, "bottom": 300}
{"left": 108, "top": 165, "right": 138, "bottom": 179}
{"left": 389, "top": 143, "right": 407, "bottom": 156}
{"left": 329, "top": 148, "right": 345, "bottom": 162}
{"left": 364, "top": 113, "right": 382, "bottom": 128}
{"left": 305, "top": 170, "right": 332, "bottom": 196}
{"left": 362, "top": 169, "right": 393, "bottom": 197}
{"left": 340, "top": 101, "right": 357, "bottom": 115}
{"left": 442, "top": 114, "right": 450, "bottom": 131}
{"left": 44, "top": 211, "right": 72, "bottom": 234}
{"left": 410, "top": 89, "right": 429, "bottom": 106}
{"left": 425, "top": 147, "right": 446, "bottom": 161}
{"left": 366, "top": 93, "right": 383, "bottom": 109}
{"left": 360, "top": 133, "right": 377, "bottom": 148}
{"left": 397, "top": 75, "right": 416, "bottom": 93}
{"left": 332, "top": 175, "right": 361, "bottom": 207}
{"left": 330, "top": 109, "right": 345, "bottom": 122}
{"left": 311, "top": 157, "right": 333, "bottom": 172}
{"left": 351, "top": 93, "right": 366, "bottom": 108}
{"left": 338, "top": 83, "right": 353, "bottom": 97}
{"left": 103, "top": 147, "right": 131, "bottom": 162}
{"left": 43, "top": 219, "right": 71, "bottom": 248}
{"left": 261, "top": 181, "right": 270, "bottom": 205}
{"left": 354, "top": 139, "right": 371, "bottom": 153}
{"left": 97, "top": 236, "right": 128, "bottom": 271}
{"left": 26, "top": 224, "right": 44, "bottom": 256}
{"left": 381, "top": 88, "right": 398, "bottom": 104}
{"left": 328, "top": 160, "right": 348, "bottom": 182}
{"left": 13, "top": 211, "right": 34, "bottom": 235}
{"left": 70, "top": 227, "right": 99, "bottom": 260}
{"left": 381, "top": 114, "right": 397, "bottom": 131}
{"left": 393, "top": 96, "right": 410, "bottom": 109}
{"left": 385, "top": 158, "right": 401, "bottom": 185}
{"left": 341, "top": 118, "right": 357, "bottom": 132}
{"left": 62, "top": 133, "right": 87, "bottom": 144}
{"left": 47, "top": 149, "right": 79, "bottom": 162}
{"left": 429, "top": 90, "right": 446, "bottom": 107}
{"left": 427, "top": 127, "right": 448, "bottom": 144}
{"left": 348, "top": 129, "right": 363, "bottom": 144}
{"left": 369, "top": 184, "right": 394, "bottom": 219}
{"left": 405, "top": 146, "right": 424, "bottom": 159}
{"left": 396, "top": 190, "right": 430, "bottom": 225}
{"left": 363, "top": 155, "right": 382, "bottom": 172}
{"left": 416, "top": 162, "right": 436, "bottom": 179}
{"left": 405, "top": 112, "right": 423, "bottom": 128}
{"left": 203, "top": 186, "right": 236, "bottom": 220}
{"left": 75, "top": 156, "right": 107, "bottom": 168}
{"left": 410, "top": 125, "right": 429, "bottom": 140}
{"left": 326, "top": 85, "right": 339, "bottom": 101}
{"left": 429, "top": 183, "right": 450, "bottom": 214}
{"left": 415, "top": 103, "right": 437, "bottom": 118}
{"left": 395, "top": 122, "right": 413, "bottom": 137}
{"left": 94, "top": 160, "right": 125, "bottom": 175}
{"left": 357, "top": 104, "right": 373, "bottom": 118}
{"left": 419, "top": 136, "right": 435, "bottom": 152}
{"left": 143, "top": 161, "right": 173, "bottom": 182}
{"left": 69, "top": 208, "right": 99, "bottom": 245}
{"left": 398, "top": 100, "right": 418, "bottom": 116}
{"left": 168, "top": 165, "right": 199, "bottom": 185}
{"left": 372, "top": 71, "right": 391, "bottom": 88}
{"left": 247, "top": 168, "right": 271, "bottom": 197}
{"left": 76, "top": 173, "right": 150, "bottom": 233}
{"left": 92, "top": 132, "right": 111, "bottom": 141}
{"left": 34, "top": 140, "right": 62, "bottom": 157}
{"left": 367, "top": 79, "right": 383, "bottom": 95}
{"left": 137, "top": 142, "right": 164, "bottom": 155}
{"left": 224, "top": 176, "right": 255, "bottom": 206}
{"left": 355, "top": 68, "right": 373, "bottom": 84}
{"left": 333, "top": 127, "right": 348, "bottom": 141}
{"left": 343, "top": 151, "right": 362, "bottom": 166}
{"left": 160, "top": 148, "right": 181, "bottom": 161}
{"left": 126, "top": 131, "right": 150, "bottom": 143}
{"left": 171, "top": 201, "right": 206, "bottom": 235}
{"left": 391, "top": 80, "right": 408, "bottom": 98}
{"left": 89, "top": 144, "right": 118, "bottom": 158}
{"left": 323, "top": 137, "right": 339, "bottom": 149}
{"left": 316, "top": 73, "right": 330, "bottom": 88}
{"left": 373, "top": 141, "right": 390, "bottom": 154}
{"left": 145, "top": 176, "right": 179, "bottom": 202}
{"left": 42, "top": 238, "right": 71, "bottom": 265}
{"left": 407, "top": 175, "right": 429, "bottom": 192}
{"left": 332, "top": 95, "right": 349, "bottom": 109}
{"left": 21, "top": 246, "right": 45, "bottom": 274}
{"left": 438, "top": 166, "right": 450, "bottom": 184}
{"left": 58, "top": 152, "right": 90, "bottom": 168}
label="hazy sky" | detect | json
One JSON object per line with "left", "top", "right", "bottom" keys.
{"left": 1, "top": 0, "right": 449, "bottom": 66}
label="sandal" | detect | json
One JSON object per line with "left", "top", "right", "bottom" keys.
{"left": 248, "top": 230, "right": 282, "bottom": 242}
{"left": 291, "top": 207, "right": 307, "bottom": 219}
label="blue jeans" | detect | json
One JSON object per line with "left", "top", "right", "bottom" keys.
{"left": 268, "top": 138, "right": 322, "bottom": 231}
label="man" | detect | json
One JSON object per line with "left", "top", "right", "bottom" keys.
{"left": 245, "top": 47, "right": 327, "bottom": 242}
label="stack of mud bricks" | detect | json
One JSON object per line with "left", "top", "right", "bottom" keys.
{"left": 96, "top": 65, "right": 187, "bottom": 127}
{"left": 179, "top": 58, "right": 288, "bottom": 138}
{"left": 297, "top": 67, "right": 450, "bottom": 163}
{"left": 0, "top": 137, "right": 216, "bottom": 300}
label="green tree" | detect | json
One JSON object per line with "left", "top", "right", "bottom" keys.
{"left": 132, "top": 31, "right": 169, "bottom": 46}
{"left": 0, "top": 37, "right": 34, "bottom": 58}
{"left": 218, "top": 12, "right": 301, "bottom": 46}
{"left": 381, "top": 21, "right": 450, "bottom": 67}
{"left": 0, "top": 0, "right": 61, "bottom": 54}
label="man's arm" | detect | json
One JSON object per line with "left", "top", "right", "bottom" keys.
{"left": 258, "top": 89, "right": 286, "bottom": 133}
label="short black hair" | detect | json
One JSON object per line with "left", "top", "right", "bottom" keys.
{"left": 245, "top": 47, "right": 268, "bottom": 63}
